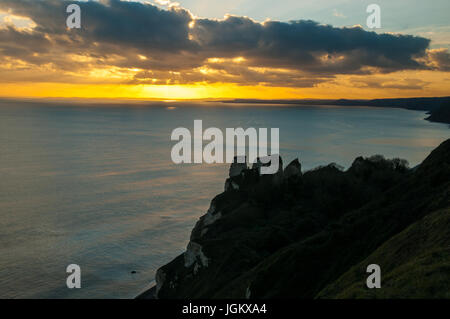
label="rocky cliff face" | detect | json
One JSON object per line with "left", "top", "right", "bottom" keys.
{"left": 141, "top": 140, "right": 450, "bottom": 299}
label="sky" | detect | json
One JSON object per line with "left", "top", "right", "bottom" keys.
{"left": 0, "top": 0, "right": 449, "bottom": 100}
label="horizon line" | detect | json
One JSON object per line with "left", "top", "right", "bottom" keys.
{"left": 1, "top": 95, "right": 450, "bottom": 104}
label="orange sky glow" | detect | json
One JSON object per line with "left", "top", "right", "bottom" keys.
{"left": 0, "top": 0, "right": 449, "bottom": 101}
{"left": 0, "top": 69, "right": 448, "bottom": 100}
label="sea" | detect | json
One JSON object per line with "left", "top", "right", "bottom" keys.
{"left": 0, "top": 100, "right": 448, "bottom": 298}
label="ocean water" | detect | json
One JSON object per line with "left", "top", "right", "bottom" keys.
{"left": 0, "top": 100, "right": 448, "bottom": 298}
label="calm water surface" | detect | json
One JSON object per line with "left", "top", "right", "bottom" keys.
{"left": 0, "top": 100, "right": 448, "bottom": 298}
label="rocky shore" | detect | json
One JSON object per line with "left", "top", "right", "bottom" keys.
{"left": 139, "top": 139, "right": 450, "bottom": 299}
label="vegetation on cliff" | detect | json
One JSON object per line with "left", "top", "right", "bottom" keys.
{"left": 142, "top": 139, "right": 450, "bottom": 299}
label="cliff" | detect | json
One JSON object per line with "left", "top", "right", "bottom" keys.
{"left": 139, "top": 139, "right": 450, "bottom": 299}
{"left": 426, "top": 101, "right": 450, "bottom": 125}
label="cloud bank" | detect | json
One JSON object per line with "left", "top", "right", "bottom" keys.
{"left": 0, "top": 0, "right": 448, "bottom": 88}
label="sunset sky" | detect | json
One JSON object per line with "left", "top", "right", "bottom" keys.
{"left": 0, "top": 0, "right": 449, "bottom": 100}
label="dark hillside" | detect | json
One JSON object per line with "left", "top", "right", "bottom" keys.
{"left": 139, "top": 139, "right": 450, "bottom": 299}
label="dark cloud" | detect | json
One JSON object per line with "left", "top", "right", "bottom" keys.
{"left": 426, "top": 48, "right": 450, "bottom": 72}
{"left": 0, "top": 0, "right": 193, "bottom": 50}
{"left": 193, "top": 17, "right": 431, "bottom": 73}
{"left": 0, "top": 0, "right": 446, "bottom": 87}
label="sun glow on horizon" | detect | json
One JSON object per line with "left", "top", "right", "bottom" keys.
{"left": 0, "top": 68, "right": 449, "bottom": 101}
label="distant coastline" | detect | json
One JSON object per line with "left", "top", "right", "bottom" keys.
{"left": 221, "top": 96, "right": 450, "bottom": 124}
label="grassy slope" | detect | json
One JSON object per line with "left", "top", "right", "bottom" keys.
{"left": 317, "top": 208, "right": 450, "bottom": 299}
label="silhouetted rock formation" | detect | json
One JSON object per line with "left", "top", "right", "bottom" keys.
{"left": 139, "top": 139, "right": 450, "bottom": 299}
{"left": 284, "top": 159, "right": 302, "bottom": 180}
